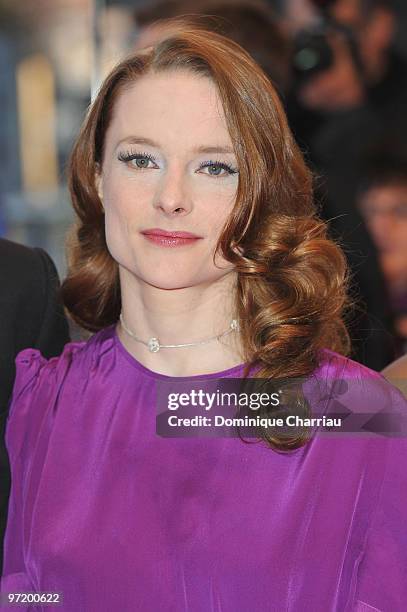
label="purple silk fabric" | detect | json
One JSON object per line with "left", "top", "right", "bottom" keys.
{"left": 1, "top": 325, "right": 407, "bottom": 611}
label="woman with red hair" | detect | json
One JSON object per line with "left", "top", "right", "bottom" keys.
{"left": 1, "top": 25, "right": 406, "bottom": 611}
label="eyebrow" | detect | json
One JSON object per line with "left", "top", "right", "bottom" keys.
{"left": 116, "top": 136, "right": 235, "bottom": 155}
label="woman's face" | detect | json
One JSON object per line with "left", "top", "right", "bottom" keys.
{"left": 97, "top": 70, "right": 239, "bottom": 291}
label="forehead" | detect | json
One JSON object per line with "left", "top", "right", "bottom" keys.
{"left": 105, "top": 70, "right": 232, "bottom": 150}
{"left": 331, "top": 0, "right": 363, "bottom": 27}
{"left": 361, "top": 183, "right": 407, "bottom": 206}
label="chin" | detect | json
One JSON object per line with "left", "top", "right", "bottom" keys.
{"left": 117, "top": 253, "right": 234, "bottom": 291}
{"left": 142, "top": 275, "right": 209, "bottom": 291}
{"left": 139, "top": 269, "right": 233, "bottom": 292}
{"left": 144, "top": 277, "right": 196, "bottom": 291}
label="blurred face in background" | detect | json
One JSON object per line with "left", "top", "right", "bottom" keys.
{"left": 330, "top": 0, "right": 366, "bottom": 27}
{"left": 330, "top": 0, "right": 395, "bottom": 80}
{"left": 134, "top": 22, "right": 182, "bottom": 50}
{"left": 358, "top": 182, "right": 407, "bottom": 290}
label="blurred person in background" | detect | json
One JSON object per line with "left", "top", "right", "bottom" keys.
{"left": 288, "top": 0, "right": 407, "bottom": 227}
{"left": 290, "top": 0, "right": 407, "bottom": 140}
{"left": 134, "top": 0, "right": 396, "bottom": 371}
{"left": 134, "top": 0, "right": 292, "bottom": 96}
{"left": 357, "top": 148, "right": 407, "bottom": 350}
{"left": 0, "top": 238, "right": 70, "bottom": 575}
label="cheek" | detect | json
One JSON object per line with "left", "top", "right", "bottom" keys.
{"left": 103, "top": 176, "right": 153, "bottom": 231}
{"left": 366, "top": 217, "right": 382, "bottom": 235}
{"left": 101, "top": 180, "right": 141, "bottom": 263}
{"left": 201, "top": 192, "right": 236, "bottom": 273}
{"left": 199, "top": 184, "right": 236, "bottom": 236}
{"left": 394, "top": 228, "right": 407, "bottom": 249}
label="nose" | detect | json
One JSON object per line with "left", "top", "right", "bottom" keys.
{"left": 152, "top": 167, "right": 192, "bottom": 217}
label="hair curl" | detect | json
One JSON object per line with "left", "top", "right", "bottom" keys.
{"left": 62, "top": 23, "right": 350, "bottom": 450}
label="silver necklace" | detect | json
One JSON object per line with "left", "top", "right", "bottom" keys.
{"left": 119, "top": 312, "right": 240, "bottom": 353}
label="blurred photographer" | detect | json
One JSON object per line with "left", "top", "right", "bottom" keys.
{"left": 357, "top": 148, "right": 407, "bottom": 348}
{"left": 292, "top": 0, "right": 405, "bottom": 114}
{"left": 289, "top": 0, "right": 407, "bottom": 168}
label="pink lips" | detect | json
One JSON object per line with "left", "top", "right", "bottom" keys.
{"left": 141, "top": 228, "right": 202, "bottom": 247}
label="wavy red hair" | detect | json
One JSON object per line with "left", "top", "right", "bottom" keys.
{"left": 62, "top": 24, "right": 350, "bottom": 449}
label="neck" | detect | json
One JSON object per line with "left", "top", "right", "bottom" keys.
{"left": 117, "top": 269, "right": 245, "bottom": 377}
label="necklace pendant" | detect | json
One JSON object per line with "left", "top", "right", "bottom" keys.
{"left": 148, "top": 337, "right": 160, "bottom": 353}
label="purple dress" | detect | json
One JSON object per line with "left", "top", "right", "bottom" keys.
{"left": 1, "top": 325, "right": 407, "bottom": 611}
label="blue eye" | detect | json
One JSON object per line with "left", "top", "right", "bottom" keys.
{"left": 118, "top": 151, "right": 158, "bottom": 169}
{"left": 198, "top": 160, "right": 238, "bottom": 177}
